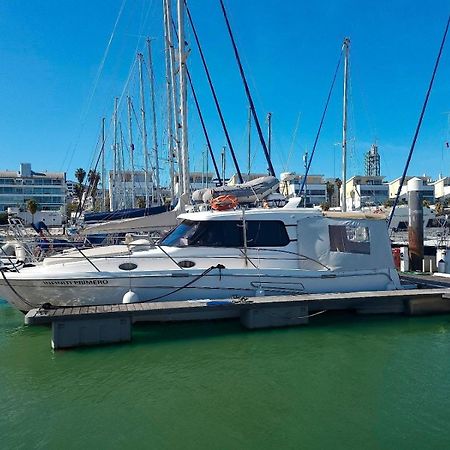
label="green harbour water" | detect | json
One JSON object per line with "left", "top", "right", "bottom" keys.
{"left": 1, "top": 299, "right": 450, "bottom": 450}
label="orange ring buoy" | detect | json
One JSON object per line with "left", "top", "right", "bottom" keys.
{"left": 210, "top": 194, "right": 239, "bottom": 211}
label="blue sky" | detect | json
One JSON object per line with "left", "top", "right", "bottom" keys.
{"left": 0, "top": 0, "right": 449, "bottom": 185}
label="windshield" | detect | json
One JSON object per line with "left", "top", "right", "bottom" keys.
{"left": 160, "top": 219, "right": 290, "bottom": 248}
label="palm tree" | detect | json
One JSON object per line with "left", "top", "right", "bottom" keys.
{"left": 87, "top": 170, "right": 100, "bottom": 209}
{"left": 27, "top": 199, "right": 38, "bottom": 224}
{"left": 435, "top": 202, "right": 444, "bottom": 216}
{"left": 74, "top": 168, "right": 86, "bottom": 205}
{"left": 335, "top": 178, "right": 342, "bottom": 207}
{"left": 326, "top": 181, "right": 335, "bottom": 204}
{"left": 75, "top": 168, "right": 86, "bottom": 185}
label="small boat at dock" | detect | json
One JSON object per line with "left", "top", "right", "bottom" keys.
{"left": 0, "top": 204, "right": 401, "bottom": 313}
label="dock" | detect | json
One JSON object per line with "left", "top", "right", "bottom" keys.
{"left": 24, "top": 274, "right": 450, "bottom": 349}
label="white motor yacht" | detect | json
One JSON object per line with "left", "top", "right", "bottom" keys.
{"left": 0, "top": 206, "right": 401, "bottom": 313}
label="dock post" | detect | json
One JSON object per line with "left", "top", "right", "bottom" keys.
{"left": 408, "top": 177, "right": 424, "bottom": 271}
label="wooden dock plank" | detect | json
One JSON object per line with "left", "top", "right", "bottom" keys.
{"left": 24, "top": 287, "right": 450, "bottom": 328}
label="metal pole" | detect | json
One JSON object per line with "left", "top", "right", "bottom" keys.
{"left": 341, "top": 37, "right": 350, "bottom": 212}
{"left": 267, "top": 112, "right": 272, "bottom": 163}
{"left": 163, "top": 0, "right": 175, "bottom": 201}
{"left": 206, "top": 146, "right": 209, "bottom": 187}
{"left": 221, "top": 146, "right": 226, "bottom": 183}
{"left": 101, "top": 117, "right": 106, "bottom": 210}
{"left": 110, "top": 97, "right": 118, "bottom": 211}
{"left": 165, "top": 0, "right": 183, "bottom": 193}
{"left": 147, "top": 38, "right": 162, "bottom": 205}
{"left": 138, "top": 53, "right": 150, "bottom": 207}
{"left": 247, "top": 106, "right": 251, "bottom": 176}
{"left": 177, "top": 0, "right": 189, "bottom": 196}
{"left": 408, "top": 178, "right": 424, "bottom": 271}
{"left": 119, "top": 122, "right": 125, "bottom": 208}
{"left": 127, "top": 96, "right": 136, "bottom": 208}
{"left": 303, "top": 151, "right": 308, "bottom": 207}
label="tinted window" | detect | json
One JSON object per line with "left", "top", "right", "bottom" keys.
{"left": 246, "top": 221, "right": 290, "bottom": 247}
{"left": 160, "top": 219, "right": 290, "bottom": 248}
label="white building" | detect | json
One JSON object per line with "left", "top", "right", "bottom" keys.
{"left": 431, "top": 177, "right": 450, "bottom": 203}
{"left": 345, "top": 176, "right": 389, "bottom": 210}
{"left": 388, "top": 176, "right": 435, "bottom": 203}
{"left": 109, "top": 170, "right": 154, "bottom": 210}
{"left": 280, "top": 174, "right": 327, "bottom": 206}
{"left": 0, "top": 163, "right": 66, "bottom": 213}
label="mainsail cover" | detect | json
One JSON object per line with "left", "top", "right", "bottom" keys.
{"left": 194, "top": 176, "right": 279, "bottom": 204}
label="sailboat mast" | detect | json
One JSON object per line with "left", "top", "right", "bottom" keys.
{"left": 164, "top": 0, "right": 183, "bottom": 196}
{"left": 146, "top": 38, "right": 162, "bottom": 205}
{"left": 177, "top": 0, "right": 189, "bottom": 196}
{"left": 163, "top": 0, "right": 175, "bottom": 201}
{"left": 138, "top": 52, "right": 151, "bottom": 207}
{"left": 341, "top": 37, "right": 350, "bottom": 212}
{"left": 101, "top": 117, "right": 106, "bottom": 210}
{"left": 267, "top": 112, "right": 272, "bottom": 162}
{"left": 247, "top": 106, "right": 251, "bottom": 176}
{"left": 127, "top": 96, "right": 136, "bottom": 208}
{"left": 110, "top": 97, "right": 118, "bottom": 211}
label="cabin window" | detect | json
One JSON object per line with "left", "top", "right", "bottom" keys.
{"left": 329, "top": 224, "right": 370, "bottom": 255}
{"left": 160, "top": 219, "right": 290, "bottom": 248}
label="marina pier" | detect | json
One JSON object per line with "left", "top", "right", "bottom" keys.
{"left": 25, "top": 274, "right": 450, "bottom": 349}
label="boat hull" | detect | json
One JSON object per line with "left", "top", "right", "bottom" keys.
{"left": 0, "top": 268, "right": 399, "bottom": 313}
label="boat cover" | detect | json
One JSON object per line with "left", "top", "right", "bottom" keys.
{"left": 196, "top": 176, "right": 279, "bottom": 204}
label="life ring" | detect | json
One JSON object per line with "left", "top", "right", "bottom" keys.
{"left": 210, "top": 194, "right": 239, "bottom": 211}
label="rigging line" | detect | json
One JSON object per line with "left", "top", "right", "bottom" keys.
{"left": 186, "top": 67, "right": 223, "bottom": 185}
{"left": 170, "top": 17, "right": 223, "bottom": 185}
{"left": 130, "top": 101, "right": 144, "bottom": 135}
{"left": 388, "top": 15, "right": 450, "bottom": 228}
{"left": 62, "top": 0, "right": 128, "bottom": 171}
{"left": 0, "top": 270, "right": 37, "bottom": 309}
{"left": 183, "top": 1, "right": 244, "bottom": 184}
{"left": 77, "top": 134, "right": 104, "bottom": 217}
{"left": 219, "top": 0, "right": 275, "bottom": 178}
{"left": 285, "top": 112, "right": 302, "bottom": 171}
{"left": 115, "top": 0, "right": 156, "bottom": 112}
{"left": 298, "top": 48, "right": 343, "bottom": 198}
{"left": 139, "top": 264, "right": 225, "bottom": 303}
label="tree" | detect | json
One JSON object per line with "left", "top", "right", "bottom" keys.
{"left": 320, "top": 202, "right": 330, "bottom": 211}
{"left": 27, "top": 198, "right": 39, "bottom": 224}
{"left": 87, "top": 170, "right": 101, "bottom": 209}
{"left": 137, "top": 197, "right": 146, "bottom": 208}
{"left": 326, "top": 181, "right": 335, "bottom": 204}
{"left": 74, "top": 168, "right": 87, "bottom": 213}
{"left": 335, "top": 178, "right": 342, "bottom": 207}
{"left": 383, "top": 198, "right": 394, "bottom": 208}
{"left": 75, "top": 168, "right": 86, "bottom": 185}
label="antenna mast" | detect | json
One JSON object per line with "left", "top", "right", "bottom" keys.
{"left": 138, "top": 52, "right": 151, "bottom": 206}
{"left": 177, "top": 0, "right": 190, "bottom": 195}
{"left": 341, "top": 37, "right": 350, "bottom": 212}
{"left": 147, "top": 38, "right": 162, "bottom": 205}
{"left": 163, "top": 0, "right": 175, "bottom": 200}
{"left": 127, "top": 96, "right": 136, "bottom": 208}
